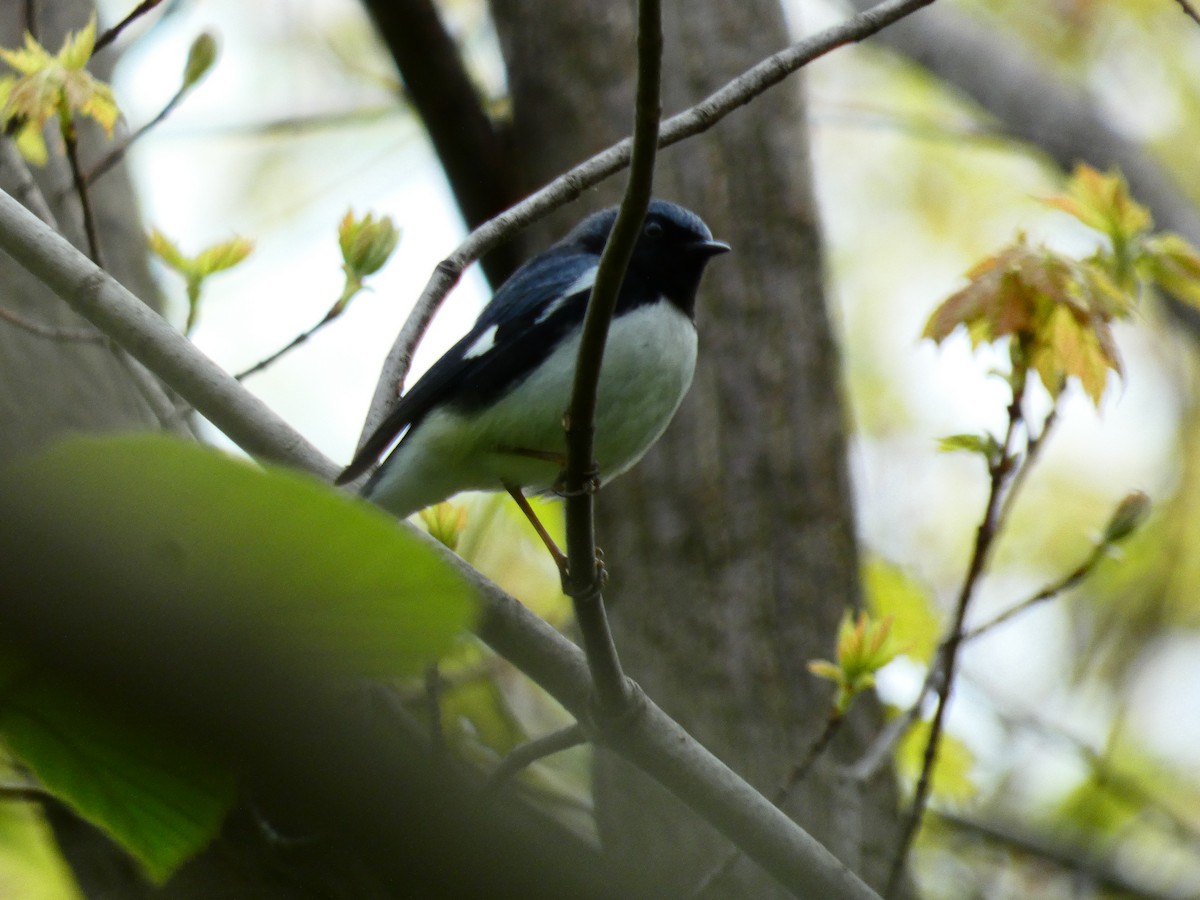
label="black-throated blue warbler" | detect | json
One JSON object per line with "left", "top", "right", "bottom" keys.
{"left": 337, "top": 200, "right": 729, "bottom": 521}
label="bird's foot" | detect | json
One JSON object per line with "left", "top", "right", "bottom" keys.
{"left": 560, "top": 549, "right": 608, "bottom": 599}
{"left": 552, "top": 463, "right": 601, "bottom": 498}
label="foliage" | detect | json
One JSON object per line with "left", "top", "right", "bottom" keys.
{"left": 863, "top": 558, "right": 941, "bottom": 665}
{"left": 809, "top": 610, "right": 903, "bottom": 715}
{"left": 0, "top": 435, "right": 476, "bottom": 880}
{"left": 338, "top": 209, "right": 401, "bottom": 312}
{"left": 0, "top": 16, "right": 117, "bottom": 165}
{"left": 147, "top": 230, "right": 254, "bottom": 335}
{"left": 924, "top": 165, "right": 1200, "bottom": 407}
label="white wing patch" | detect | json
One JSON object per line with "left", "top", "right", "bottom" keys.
{"left": 463, "top": 324, "right": 499, "bottom": 359}
{"left": 535, "top": 265, "right": 598, "bottom": 323}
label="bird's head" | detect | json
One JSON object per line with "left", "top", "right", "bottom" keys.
{"left": 567, "top": 200, "right": 730, "bottom": 317}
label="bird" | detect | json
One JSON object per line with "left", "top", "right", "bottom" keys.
{"left": 337, "top": 199, "right": 729, "bottom": 535}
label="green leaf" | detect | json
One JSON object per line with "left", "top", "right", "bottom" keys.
{"left": 1141, "top": 232, "right": 1200, "bottom": 308}
{"left": 863, "top": 558, "right": 942, "bottom": 664}
{"left": 0, "top": 435, "right": 476, "bottom": 678}
{"left": 0, "top": 675, "right": 233, "bottom": 885}
{"left": 936, "top": 432, "right": 1001, "bottom": 463}
{"left": 0, "top": 15, "right": 119, "bottom": 141}
{"left": 1042, "top": 164, "right": 1153, "bottom": 243}
{"left": 0, "top": 435, "right": 477, "bottom": 881}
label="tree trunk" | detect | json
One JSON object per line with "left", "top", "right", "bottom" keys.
{"left": 489, "top": 1, "right": 906, "bottom": 894}
{"left": 0, "top": 3, "right": 191, "bottom": 469}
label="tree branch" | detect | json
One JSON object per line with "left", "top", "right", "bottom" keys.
{"left": 355, "top": 0, "right": 937, "bottom": 448}
{"left": 483, "top": 723, "right": 586, "bottom": 794}
{"left": 886, "top": 367, "right": 1028, "bottom": 895}
{"left": 360, "top": 0, "right": 521, "bottom": 286}
{"left": 0, "top": 188, "right": 334, "bottom": 477}
{"left": 560, "top": 0, "right": 662, "bottom": 716}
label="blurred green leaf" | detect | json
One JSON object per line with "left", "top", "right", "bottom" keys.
{"left": 0, "top": 435, "right": 476, "bottom": 678}
{"left": 896, "top": 719, "right": 977, "bottom": 804}
{"left": 0, "top": 435, "right": 477, "bottom": 880}
{"left": 0, "top": 16, "right": 119, "bottom": 147}
{"left": 924, "top": 237, "right": 1124, "bottom": 407}
{"left": 0, "top": 676, "right": 233, "bottom": 885}
{"left": 863, "top": 558, "right": 942, "bottom": 664}
{"left": 1042, "top": 164, "right": 1153, "bottom": 249}
{"left": 0, "top": 768, "right": 82, "bottom": 899}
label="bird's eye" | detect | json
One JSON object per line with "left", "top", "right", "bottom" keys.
{"left": 644, "top": 221, "right": 664, "bottom": 238}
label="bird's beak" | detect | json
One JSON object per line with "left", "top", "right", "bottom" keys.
{"left": 691, "top": 239, "right": 731, "bottom": 257}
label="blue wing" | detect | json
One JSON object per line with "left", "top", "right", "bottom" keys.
{"left": 336, "top": 248, "right": 598, "bottom": 485}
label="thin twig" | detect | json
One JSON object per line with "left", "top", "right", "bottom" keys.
{"left": 482, "top": 723, "right": 586, "bottom": 795}
{"left": 424, "top": 663, "right": 445, "bottom": 759}
{"left": 558, "top": 0, "right": 663, "bottom": 717}
{"left": 0, "top": 304, "right": 105, "bottom": 342}
{"left": 0, "top": 783, "right": 46, "bottom": 803}
{"left": 234, "top": 308, "right": 339, "bottom": 381}
{"left": 93, "top": 0, "right": 165, "bottom": 54}
{"left": 933, "top": 811, "right": 1189, "bottom": 900}
{"left": 1173, "top": 0, "right": 1200, "bottom": 27}
{"left": 849, "top": 489, "right": 1106, "bottom": 789}
{"left": 885, "top": 366, "right": 1028, "bottom": 896}
{"left": 997, "top": 404, "right": 1057, "bottom": 526}
{"left": 60, "top": 117, "right": 101, "bottom": 266}
{"left": 22, "top": 0, "right": 37, "bottom": 42}
{"left": 961, "top": 540, "right": 1107, "bottom": 642}
{"left": 356, "top": 0, "right": 938, "bottom": 448}
{"left": 83, "top": 84, "right": 189, "bottom": 188}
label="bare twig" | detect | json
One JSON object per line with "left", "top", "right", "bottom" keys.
{"left": 1173, "top": 0, "right": 1200, "bottom": 27}
{"left": 558, "top": 0, "right": 663, "bottom": 717}
{"left": 933, "top": 811, "right": 1191, "bottom": 900}
{"left": 886, "top": 366, "right": 1029, "bottom": 896}
{"left": 93, "top": 0, "right": 165, "bottom": 54}
{"left": 482, "top": 723, "right": 586, "bottom": 795}
{"left": 356, "top": 0, "right": 938, "bottom": 447}
{"left": 60, "top": 117, "right": 101, "bottom": 266}
{"left": 849, "top": 487, "right": 1110, "bottom": 790}
{"left": 961, "top": 540, "right": 1107, "bottom": 642}
{"left": 997, "top": 404, "right": 1057, "bottom": 526}
{"left": 0, "top": 304, "right": 104, "bottom": 342}
{"left": 234, "top": 307, "right": 340, "bottom": 381}
{"left": 84, "top": 84, "right": 189, "bottom": 188}
{"left": 424, "top": 663, "right": 445, "bottom": 759}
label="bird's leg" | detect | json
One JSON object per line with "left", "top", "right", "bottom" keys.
{"left": 504, "top": 483, "right": 569, "bottom": 580}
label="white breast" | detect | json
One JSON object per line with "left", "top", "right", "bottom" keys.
{"left": 366, "top": 301, "right": 697, "bottom": 517}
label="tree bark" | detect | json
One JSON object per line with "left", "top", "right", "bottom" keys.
{"left": 489, "top": 1, "right": 905, "bottom": 895}
{"left": 0, "top": 3, "right": 191, "bottom": 470}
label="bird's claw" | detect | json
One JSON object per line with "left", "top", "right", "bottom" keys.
{"left": 559, "top": 549, "right": 607, "bottom": 597}
{"left": 553, "top": 464, "right": 601, "bottom": 498}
